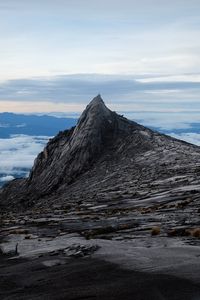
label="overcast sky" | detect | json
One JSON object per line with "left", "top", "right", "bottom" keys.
{"left": 1, "top": 1, "right": 200, "bottom": 181}
{"left": 0, "top": 0, "right": 200, "bottom": 116}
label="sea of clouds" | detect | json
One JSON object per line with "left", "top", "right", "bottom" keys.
{"left": 0, "top": 134, "right": 50, "bottom": 186}
{"left": 170, "top": 133, "right": 200, "bottom": 146}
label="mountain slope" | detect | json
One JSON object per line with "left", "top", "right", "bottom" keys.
{"left": 1, "top": 95, "right": 200, "bottom": 213}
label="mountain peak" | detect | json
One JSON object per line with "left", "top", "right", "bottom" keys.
{"left": 3, "top": 95, "right": 198, "bottom": 209}
{"left": 76, "top": 95, "right": 111, "bottom": 129}
{"left": 88, "top": 94, "right": 104, "bottom": 106}
{"left": 86, "top": 94, "right": 107, "bottom": 111}
{"left": 0, "top": 96, "right": 137, "bottom": 203}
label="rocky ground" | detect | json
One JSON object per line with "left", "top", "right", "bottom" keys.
{"left": 1, "top": 96, "right": 200, "bottom": 299}
{"left": 1, "top": 254, "right": 200, "bottom": 300}
{"left": 1, "top": 186, "right": 200, "bottom": 299}
{"left": 1, "top": 177, "right": 200, "bottom": 246}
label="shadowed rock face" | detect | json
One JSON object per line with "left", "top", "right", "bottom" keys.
{"left": 29, "top": 95, "right": 134, "bottom": 188}
{"left": 1, "top": 95, "right": 200, "bottom": 210}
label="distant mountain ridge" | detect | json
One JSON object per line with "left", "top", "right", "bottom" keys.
{"left": 0, "top": 112, "right": 77, "bottom": 138}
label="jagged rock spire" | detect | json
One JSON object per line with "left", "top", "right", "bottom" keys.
{"left": 0, "top": 95, "right": 154, "bottom": 206}
{"left": 9, "top": 96, "right": 123, "bottom": 199}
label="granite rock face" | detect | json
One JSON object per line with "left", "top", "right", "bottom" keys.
{"left": 1, "top": 95, "right": 200, "bottom": 215}
{"left": 28, "top": 94, "right": 136, "bottom": 193}
{"left": 1, "top": 96, "right": 200, "bottom": 300}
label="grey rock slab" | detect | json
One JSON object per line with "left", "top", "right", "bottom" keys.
{"left": 94, "top": 239, "right": 200, "bottom": 284}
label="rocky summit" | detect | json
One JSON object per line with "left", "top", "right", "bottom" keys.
{"left": 1, "top": 95, "right": 200, "bottom": 238}
{"left": 1, "top": 96, "right": 200, "bottom": 300}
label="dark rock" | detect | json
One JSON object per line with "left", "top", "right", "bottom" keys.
{"left": 63, "top": 243, "right": 99, "bottom": 257}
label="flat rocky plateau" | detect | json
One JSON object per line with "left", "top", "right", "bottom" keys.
{"left": 1, "top": 231, "right": 200, "bottom": 299}
{"left": 1, "top": 254, "right": 200, "bottom": 300}
{"left": 1, "top": 96, "right": 200, "bottom": 299}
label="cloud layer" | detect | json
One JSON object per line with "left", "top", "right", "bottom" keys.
{"left": 0, "top": 135, "right": 49, "bottom": 181}
{"left": 1, "top": 74, "right": 200, "bottom": 102}
{"left": 170, "top": 133, "right": 200, "bottom": 146}
{"left": 0, "top": 74, "right": 200, "bottom": 132}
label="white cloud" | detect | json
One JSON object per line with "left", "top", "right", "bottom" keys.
{"left": 170, "top": 133, "right": 200, "bottom": 146}
{"left": 138, "top": 73, "right": 200, "bottom": 83}
{"left": 0, "top": 175, "right": 14, "bottom": 182}
{"left": 0, "top": 135, "right": 49, "bottom": 176}
{"left": 121, "top": 109, "right": 200, "bottom": 131}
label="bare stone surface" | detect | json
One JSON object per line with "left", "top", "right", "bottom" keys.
{"left": 1, "top": 96, "right": 200, "bottom": 243}
{"left": 1, "top": 95, "right": 200, "bottom": 299}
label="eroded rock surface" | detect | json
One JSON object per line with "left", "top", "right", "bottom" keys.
{"left": 1, "top": 96, "right": 200, "bottom": 299}
{"left": 0, "top": 95, "right": 200, "bottom": 245}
